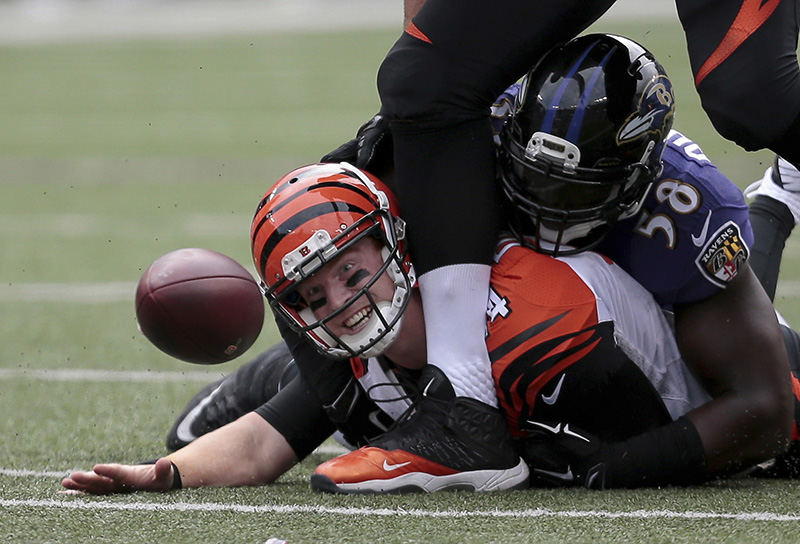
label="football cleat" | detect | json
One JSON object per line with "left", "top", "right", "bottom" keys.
{"left": 166, "top": 344, "right": 296, "bottom": 450}
{"left": 744, "top": 155, "right": 800, "bottom": 225}
{"left": 310, "top": 365, "right": 529, "bottom": 494}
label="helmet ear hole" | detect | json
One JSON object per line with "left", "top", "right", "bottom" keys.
{"left": 498, "top": 33, "right": 674, "bottom": 255}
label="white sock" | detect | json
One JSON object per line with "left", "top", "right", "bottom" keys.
{"left": 777, "top": 156, "right": 800, "bottom": 184}
{"left": 418, "top": 264, "right": 498, "bottom": 407}
{"left": 745, "top": 157, "right": 800, "bottom": 225}
{"left": 777, "top": 157, "right": 800, "bottom": 225}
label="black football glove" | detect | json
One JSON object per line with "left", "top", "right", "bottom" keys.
{"left": 520, "top": 421, "right": 609, "bottom": 490}
{"left": 321, "top": 113, "right": 393, "bottom": 177}
{"left": 749, "top": 441, "right": 800, "bottom": 479}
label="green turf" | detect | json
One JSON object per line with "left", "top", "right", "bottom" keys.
{"left": 2, "top": 16, "right": 800, "bottom": 544}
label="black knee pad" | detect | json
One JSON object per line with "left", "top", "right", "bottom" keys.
{"left": 698, "top": 65, "right": 800, "bottom": 151}
{"left": 782, "top": 324, "right": 800, "bottom": 376}
{"left": 687, "top": 0, "right": 800, "bottom": 151}
{"left": 377, "top": 33, "right": 449, "bottom": 121}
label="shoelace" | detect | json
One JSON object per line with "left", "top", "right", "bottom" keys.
{"left": 365, "top": 377, "right": 456, "bottom": 436}
{"left": 363, "top": 377, "right": 420, "bottom": 433}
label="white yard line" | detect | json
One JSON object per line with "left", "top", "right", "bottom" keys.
{"left": 0, "top": 367, "right": 224, "bottom": 382}
{"left": 0, "top": 282, "right": 137, "bottom": 303}
{"left": 1, "top": 469, "right": 68, "bottom": 478}
{"left": 1, "top": 497, "right": 798, "bottom": 522}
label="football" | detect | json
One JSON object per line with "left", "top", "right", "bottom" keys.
{"left": 135, "top": 248, "right": 265, "bottom": 364}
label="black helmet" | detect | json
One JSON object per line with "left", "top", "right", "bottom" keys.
{"left": 499, "top": 33, "right": 675, "bottom": 255}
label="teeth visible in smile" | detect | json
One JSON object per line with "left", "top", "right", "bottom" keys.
{"left": 345, "top": 308, "right": 372, "bottom": 329}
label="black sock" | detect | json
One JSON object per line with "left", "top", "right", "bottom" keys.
{"left": 749, "top": 195, "right": 795, "bottom": 301}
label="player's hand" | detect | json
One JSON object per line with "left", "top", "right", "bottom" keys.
{"left": 320, "top": 114, "right": 393, "bottom": 176}
{"left": 520, "top": 421, "right": 609, "bottom": 489}
{"left": 60, "top": 457, "right": 176, "bottom": 494}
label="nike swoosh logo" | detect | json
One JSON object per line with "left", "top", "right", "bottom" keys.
{"left": 694, "top": 0, "right": 781, "bottom": 86}
{"left": 422, "top": 378, "right": 436, "bottom": 397}
{"left": 534, "top": 465, "right": 574, "bottom": 482}
{"left": 541, "top": 374, "right": 566, "bottom": 405}
{"left": 562, "top": 424, "right": 591, "bottom": 443}
{"left": 691, "top": 210, "right": 713, "bottom": 247}
{"left": 175, "top": 384, "right": 223, "bottom": 443}
{"left": 526, "top": 420, "right": 561, "bottom": 434}
{"left": 382, "top": 460, "right": 411, "bottom": 472}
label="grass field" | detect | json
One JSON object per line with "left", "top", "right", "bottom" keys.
{"left": 2, "top": 10, "right": 800, "bottom": 544}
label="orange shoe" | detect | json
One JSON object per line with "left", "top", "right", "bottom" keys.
{"left": 311, "top": 365, "right": 529, "bottom": 494}
{"left": 312, "top": 446, "right": 528, "bottom": 493}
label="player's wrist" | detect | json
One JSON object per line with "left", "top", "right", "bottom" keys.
{"left": 170, "top": 461, "right": 183, "bottom": 490}
{"left": 138, "top": 458, "right": 183, "bottom": 491}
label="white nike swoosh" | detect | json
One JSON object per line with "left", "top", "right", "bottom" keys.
{"left": 422, "top": 378, "right": 436, "bottom": 397}
{"left": 692, "top": 210, "right": 713, "bottom": 247}
{"left": 562, "top": 424, "right": 590, "bottom": 443}
{"left": 175, "top": 384, "right": 224, "bottom": 443}
{"left": 382, "top": 460, "right": 411, "bottom": 472}
{"left": 526, "top": 420, "right": 561, "bottom": 434}
{"left": 534, "top": 465, "right": 574, "bottom": 482}
{"left": 541, "top": 374, "right": 566, "bottom": 405}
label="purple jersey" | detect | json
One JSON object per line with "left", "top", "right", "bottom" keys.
{"left": 596, "top": 131, "right": 753, "bottom": 308}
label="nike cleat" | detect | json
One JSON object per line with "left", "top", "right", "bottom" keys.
{"left": 166, "top": 344, "right": 296, "bottom": 450}
{"left": 311, "top": 365, "right": 529, "bottom": 494}
{"left": 744, "top": 155, "right": 800, "bottom": 225}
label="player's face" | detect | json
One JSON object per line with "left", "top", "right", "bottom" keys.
{"left": 296, "top": 237, "right": 396, "bottom": 338}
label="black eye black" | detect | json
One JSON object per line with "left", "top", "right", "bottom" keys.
{"left": 346, "top": 269, "right": 370, "bottom": 288}
{"left": 309, "top": 298, "right": 327, "bottom": 311}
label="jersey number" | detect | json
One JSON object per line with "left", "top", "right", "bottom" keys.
{"left": 634, "top": 179, "right": 702, "bottom": 249}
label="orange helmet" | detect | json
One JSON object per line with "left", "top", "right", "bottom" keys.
{"left": 251, "top": 163, "right": 416, "bottom": 358}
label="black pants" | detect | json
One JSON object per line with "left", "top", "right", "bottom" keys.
{"left": 378, "top": 0, "right": 800, "bottom": 274}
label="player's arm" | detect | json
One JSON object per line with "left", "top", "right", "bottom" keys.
{"left": 168, "top": 412, "right": 297, "bottom": 487}
{"left": 61, "top": 370, "right": 336, "bottom": 494}
{"left": 674, "top": 263, "right": 793, "bottom": 473}
{"left": 61, "top": 413, "right": 297, "bottom": 494}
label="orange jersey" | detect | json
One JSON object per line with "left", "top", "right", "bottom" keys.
{"left": 487, "top": 238, "right": 710, "bottom": 440}
{"left": 339, "top": 237, "right": 712, "bottom": 447}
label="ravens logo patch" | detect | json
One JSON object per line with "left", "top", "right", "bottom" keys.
{"left": 695, "top": 221, "right": 749, "bottom": 287}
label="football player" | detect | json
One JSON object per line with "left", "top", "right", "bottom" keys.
{"left": 316, "top": 0, "right": 800, "bottom": 491}
{"left": 308, "top": 33, "right": 796, "bottom": 490}
{"left": 496, "top": 34, "right": 800, "bottom": 481}
{"left": 63, "top": 160, "right": 799, "bottom": 494}
{"left": 287, "top": 33, "right": 797, "bottom": 488}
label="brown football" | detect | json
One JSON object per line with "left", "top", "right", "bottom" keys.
{"left": 135, "top": 248, "right": 265, "bottom": 364}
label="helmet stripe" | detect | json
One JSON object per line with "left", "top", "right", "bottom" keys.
{"left": 259, "top": 181, "right": 376, "bottom": 224}
{"left": 255, "top": 201, "right": 370, "bottom": 277}
{"left": 566, "top": 46, "right": 616, "bottom": 143}
{"left": 251, "top": 181, "right": 376, "bottom": 244}
{"left": 541, "top": 38, "right": 600, "bottom": 134}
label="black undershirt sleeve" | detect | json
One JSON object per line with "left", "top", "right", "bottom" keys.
{"left": 254, "top": 371, "right": 336, "bottom": 461}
